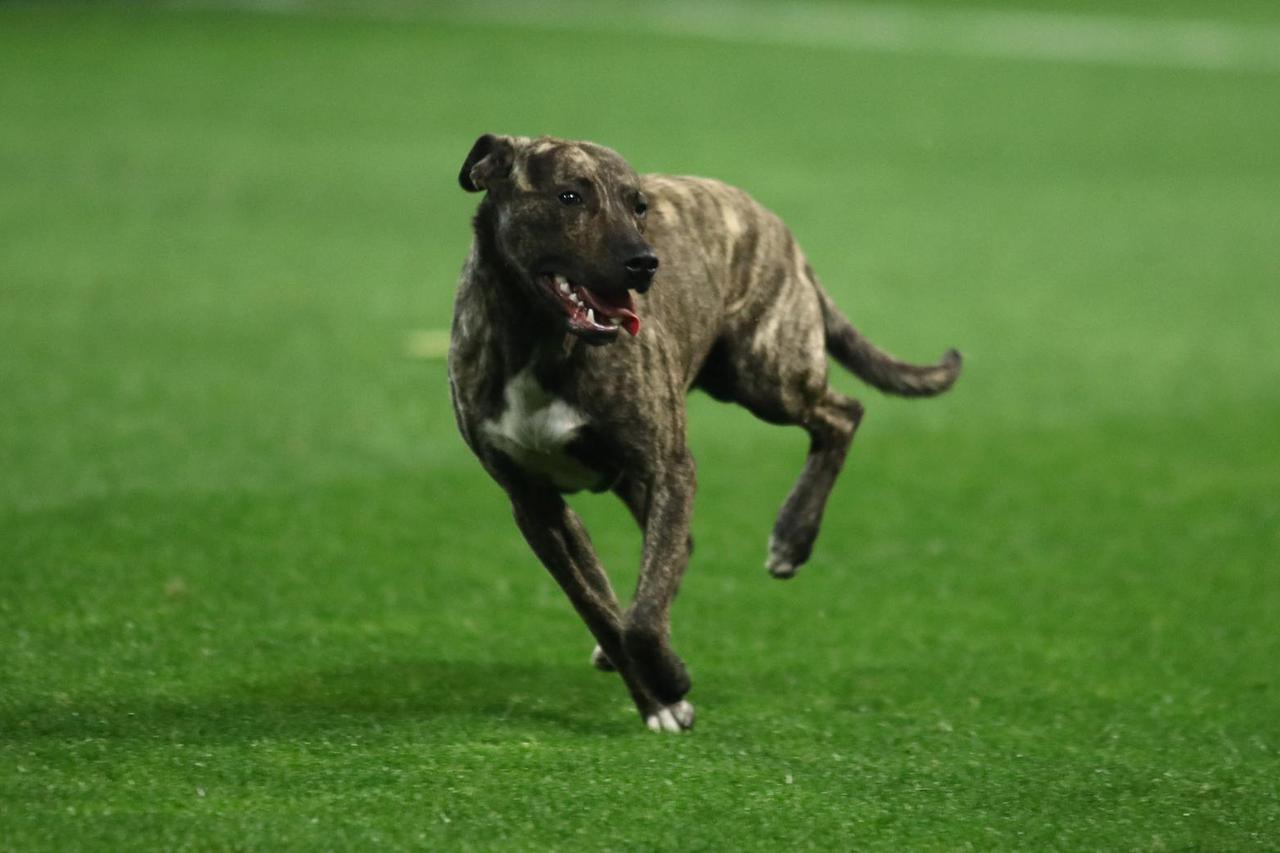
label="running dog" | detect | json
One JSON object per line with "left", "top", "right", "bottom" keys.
{"left": 448, "top": 134, "right": 961, "bottom": 732}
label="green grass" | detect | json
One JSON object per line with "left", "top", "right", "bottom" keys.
{"left": 3, "top": 2, "right": 1279, "bottom": 849}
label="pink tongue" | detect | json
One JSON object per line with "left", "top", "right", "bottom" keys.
{"left": 580, "top": 288, "right": 641, "bottom": 337}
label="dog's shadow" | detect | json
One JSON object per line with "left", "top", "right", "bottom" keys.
{"left": 3, "top": 659, "right": 634, "bottom": 744}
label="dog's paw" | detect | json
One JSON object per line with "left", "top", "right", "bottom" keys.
{"left": 589, "top": 644, "right": 616, "bottom": 672}
{"left": 765, "top": 534, "right": 804, "bottom": 579}
{"left": 645, "top": 700, "right": 695, "bottom": 733}
{"left": 765, "top": 553, "right": 798, "bottom": 579}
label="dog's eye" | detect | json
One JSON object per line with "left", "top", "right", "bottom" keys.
{"left": 558, "top": 190, "right": 583, "bottom": 206}
{"left": 634, "top": 201, "right": 648, "bottom": 217}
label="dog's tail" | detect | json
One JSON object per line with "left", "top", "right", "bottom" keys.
{"left": 819, "top": 289, "right": 962, "bottom": 398}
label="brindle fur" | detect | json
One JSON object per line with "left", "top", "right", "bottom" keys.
{"left": 449, "top": 134, "right": 961, "bottom": 731}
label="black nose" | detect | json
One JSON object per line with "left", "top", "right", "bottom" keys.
{"left": 624, "top": 252, "right": 659, "bottom": 290}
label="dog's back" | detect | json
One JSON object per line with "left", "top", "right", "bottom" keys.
{"left": 638, "top": 174, "right": 960, "bottom": 402}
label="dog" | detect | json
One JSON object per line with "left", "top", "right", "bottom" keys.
{"left": 448, "top": 134, "right": 961, "bottom": 732}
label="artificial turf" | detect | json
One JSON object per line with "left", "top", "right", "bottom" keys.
{"left": 2, "top": 1, "right": 1278, "bottom": 849}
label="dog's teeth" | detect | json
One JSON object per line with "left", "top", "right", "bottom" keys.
{"left": 586, "top": 308, "right": 595, "bottom": 325}
{"left": 558, "top": 280, "right": 571, "bottom": 295}
{"left": 609, "top": 317, "right": 621, "bottom": 327}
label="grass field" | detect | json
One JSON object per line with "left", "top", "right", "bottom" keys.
{"left": 3, "top": 1, "right": 1279, "bottom": 849}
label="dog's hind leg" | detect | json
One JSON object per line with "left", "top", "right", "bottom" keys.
{"left": 697, "top": 281, "right": 864, "bottom": 578}
{"left": 765, "top": 389, "right": 864, "bottom": 578}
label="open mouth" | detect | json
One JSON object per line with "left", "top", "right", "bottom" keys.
{"left": 538, "top": 273, "right": 641, "bottom": 338}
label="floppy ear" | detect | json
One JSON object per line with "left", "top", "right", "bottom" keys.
{"left": 458, "top": 133, "right": 515, "bottom": 192}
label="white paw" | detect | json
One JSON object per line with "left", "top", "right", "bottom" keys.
{"left": 765, "top": 535, "right": 799, "bottom": 578}
{"left": 590, "top": 644, "right": 616, "bottom": 672}
{"left": 765, "top": 550, "right": 798, "bottom": 579}
{"left": 765, "top": 557, "right": 796, "bottom": 578}
{"left": 645, "top": 700, "right": 695, "bottom": 733}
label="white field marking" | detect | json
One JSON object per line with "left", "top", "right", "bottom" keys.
{"left": 404, "top": 328, "right": 451, "bottom": 360}
{"left": 166, "top": 0, "right": 1280, "bottom": 75}
{"left": 481, "top": 366, "right": 602, "bottom": 492}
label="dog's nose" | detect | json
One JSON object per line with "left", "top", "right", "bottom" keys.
{"left": 624, "top": 252, "right": 659, "bottom": 291}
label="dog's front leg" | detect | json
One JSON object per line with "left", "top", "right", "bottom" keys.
{"left": 622, "top": 451, "right": 697, "bottom": 729}
{"left": 506, "top": 480, "right": 676, "bottom": 728}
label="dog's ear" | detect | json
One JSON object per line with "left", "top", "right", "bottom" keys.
{"left": 459, "top": 133, "right": 515, "bottom": 193}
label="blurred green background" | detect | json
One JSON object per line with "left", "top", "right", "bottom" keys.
{"left": 2, "top": 1, "right": 1278, "bottom": 849}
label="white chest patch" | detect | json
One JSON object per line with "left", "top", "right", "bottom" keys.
{"left": 481, "top": 367, "right": 602, "bottom": 492}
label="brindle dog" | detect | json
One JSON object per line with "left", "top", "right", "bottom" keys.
{"left": 448, "top": 134, "right": 961, "bottom": 732}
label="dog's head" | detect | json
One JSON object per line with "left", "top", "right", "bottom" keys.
{"left": 459, "top": 134, "right": 657, "bottom": 343}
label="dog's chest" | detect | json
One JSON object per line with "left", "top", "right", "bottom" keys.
{"left": 481, "top": 368, "right": 604, "bottom": 492}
